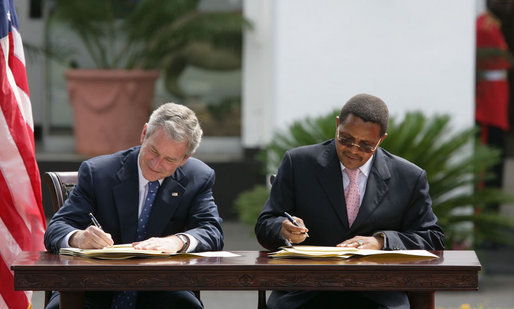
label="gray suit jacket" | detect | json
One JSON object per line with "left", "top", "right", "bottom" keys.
{"left": 45, "top": 146, "right": 223, "bottom": 253}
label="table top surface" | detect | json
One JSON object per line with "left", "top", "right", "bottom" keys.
{"left": 12, "top": 250, "right": 481, "bottom": 292}
{"left": 12, "top": 250, "right": 481, "bottom": 271}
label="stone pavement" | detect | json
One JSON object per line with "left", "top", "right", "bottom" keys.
{"left": 30, "top": 221, "right": 514, "bottom": 309}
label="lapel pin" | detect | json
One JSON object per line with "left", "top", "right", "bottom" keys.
{"left": 172, "top": 192, "right": 179, "bottom": 197}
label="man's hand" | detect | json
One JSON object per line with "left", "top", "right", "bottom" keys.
{"left": 69, "top": 226, "right": 114, "bottom": 249}
{"left": 133, "top": 235, "right": 183, "bottom": 253}
{"left": 337, "top": 235, "right": 384, "bottom": 250}
{"left": 280, "top": 216, "right": 309, "bottom": 245}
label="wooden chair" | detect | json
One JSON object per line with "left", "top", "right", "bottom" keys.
{"left": 42, "top": 171, "right": 202, "bottom": 304}
{"left": 42, "top": 171, "right": 79, "bottom": 306}
{"left": 43, "top": 171, "right": 78, "bottom": 214}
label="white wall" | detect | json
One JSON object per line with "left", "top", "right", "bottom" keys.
{"left": 243, "top": 0, "right": 476, "bottom": 148}
{"left": 15, "top": 0, "right": 46, "bottom": 127}
{"left": 242, "top": 0, "right": 275, "bottom": 147}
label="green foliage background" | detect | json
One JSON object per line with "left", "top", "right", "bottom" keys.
{"left": 235, "top": 110, "right": 514, "bottom": 248}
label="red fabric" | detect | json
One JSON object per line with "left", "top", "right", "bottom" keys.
{"left": 475, "top": 12, "right": 511, "bottom": 131}
{"left": 1, "top": 1, "right": 46, "bottom": 308}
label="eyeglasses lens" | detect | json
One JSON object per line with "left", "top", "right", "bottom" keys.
{"left": 339, "top": 137, "right": 374, "bottom": 153}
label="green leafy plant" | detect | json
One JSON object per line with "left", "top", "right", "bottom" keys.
{"left": 234, "top": 185, "right": 270, "bottom": 229}
{"left": 235, "top": 110, "right": 514, "bottom": 248}
{"left": 48, "top": 0, "right": 250, "bottom": 97}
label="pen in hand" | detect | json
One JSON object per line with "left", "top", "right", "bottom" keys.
{"left": 87, "top": 212, "right": 114, "bottom": 248}
{"left": 284, "top": 212, "right": 309, "bottom": 237}
{"left": 89, "top": 212, "right": 103, "bottom": 231}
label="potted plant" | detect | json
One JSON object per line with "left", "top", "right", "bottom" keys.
{"left": 48, "top": 0, "right": 249, "bottom": 156}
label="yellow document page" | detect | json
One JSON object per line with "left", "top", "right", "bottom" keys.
{"left": 270, "top": 245, "right": 438, "bottom": 259}
{"left": 59, "top": 244, "right": 239, "bottom": 260}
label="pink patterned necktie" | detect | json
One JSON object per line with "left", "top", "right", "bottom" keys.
{"left": 345, "top": 168, "right": 360, "bottom": 227}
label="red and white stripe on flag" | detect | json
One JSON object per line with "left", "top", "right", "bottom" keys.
{"left": 1, "top": 0, "right": 46, "bottom": 308}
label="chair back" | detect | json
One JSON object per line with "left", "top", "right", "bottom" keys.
{"left": 42, "top": 171, "right": 78, "bottom": 305}
{"left": 43, "top": 171, "right": 78, "bottom": 212}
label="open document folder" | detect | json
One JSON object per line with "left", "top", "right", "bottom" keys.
{"left": 59, "top": 244, "right": 239, "bottom": 260}
{"left": 269, "top": 246, "right": 439, "bottom": 259}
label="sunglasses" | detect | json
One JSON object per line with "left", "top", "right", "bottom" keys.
{"left": 336, "top": 133, "right": 383, "bottom": 153}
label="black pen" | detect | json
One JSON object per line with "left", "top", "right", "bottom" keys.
{"left": 284, "top": 212, "right": 309, "bottom": 237}
{"left": 89, "top": 212, "right": 103, "bottom": 231}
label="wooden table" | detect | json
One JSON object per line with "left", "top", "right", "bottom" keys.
{"left": 12, "top": 250, "right": 481, "bottom": 309}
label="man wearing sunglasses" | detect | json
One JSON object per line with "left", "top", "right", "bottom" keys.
{"left": 255, "top": 93, "right": 445, "bottom": 309}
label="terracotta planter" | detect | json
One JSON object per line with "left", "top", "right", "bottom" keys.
{"left": 65, "top": 69, "right": 160, "bottom": 157}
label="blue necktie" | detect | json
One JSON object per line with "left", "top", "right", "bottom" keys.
{"left": 112, "top": 180, "right": 160, "bottom": 309}
{"left": 136, "top": 180, "right": 160, "bottom": 241}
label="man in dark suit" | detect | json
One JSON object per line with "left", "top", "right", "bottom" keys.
{"left": 255, "top": 93, "right": 445, "bottom": 309}
{"left": 44, "top": 103, "right": 223, "bottom": 309}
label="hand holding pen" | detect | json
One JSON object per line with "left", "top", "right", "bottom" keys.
{"left": 281, "top": 212, "right": 309, "bottom": 245}
{"left": 284, "top": 212, "right": 309, "bottom": 237}
{"left": 69, "top": 213, "right": 114, "bottom": 249}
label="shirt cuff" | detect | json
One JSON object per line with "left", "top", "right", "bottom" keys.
{"left": 183, "top": 233, "right": 198, "bottom": 253}
{"left": 60, "top": 230, "right": 79, "bottom": 248}
{"left": 279, "top": 232, "right": 292, "bottom": 246}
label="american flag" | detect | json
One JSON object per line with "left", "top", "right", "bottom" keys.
{"left": 0, "top": 0, "right": 46, "bottom": 308}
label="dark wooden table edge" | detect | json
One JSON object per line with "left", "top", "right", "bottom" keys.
{"left": 11, "top": 250, "right": 481, "bottom": 309}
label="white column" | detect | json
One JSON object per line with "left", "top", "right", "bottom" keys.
{"left": 242, "top": 0, "right": 275, "bottom": 148}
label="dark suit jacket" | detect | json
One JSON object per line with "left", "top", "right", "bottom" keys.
{"left": 45, "top": 146, "right": 223, "bottom": 253}
{"left": 255, "top": 140, "right": 444, "bottom": 308}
